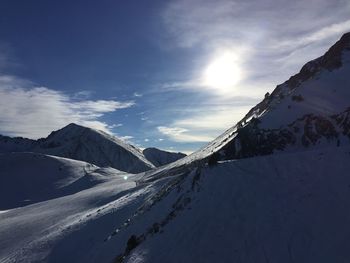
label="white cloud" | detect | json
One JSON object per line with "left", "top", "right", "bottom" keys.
{"left": 119, "top": 135, "right": 134, "bottom": 143}
{"left": 133, "top": 92, "right": 143, "bottom": 97}
{"left": 157, "top": 126, "right": 214, "bottom": 143}
{"left": 0, "top": 78, "right": 134, "bottom": 138}
{"left": 162, "top": 0, "right": 350, "bottom": 50}
{"left": 174, "top": 106, "right": 251, "bottom": 130}
{"left": 73, "top": 90, "right": 93, "bottom": 99}
{"left": 157, "top": 104, "right": 252, "bottom": 143}
{"left": 71, "top": 100, "right": 134, "bottom": 113}
{"left": 109, "top": 123, "right": 123, "bottom": 128}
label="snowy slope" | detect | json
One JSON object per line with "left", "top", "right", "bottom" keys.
{"left": 0, "top": 123, "right": 155, "bottom": 173}
{"left": 118, "top": 147, "right": 350, "bottom": 263}
{"left": 143, "top": 148, "right": 186, "bottom": 167}
{"left": 1, "top": 147, "right": 350, "bottom": 262}
{"left": 0, "top": 152, "right": 125, "bottom": 210}
{"left": 0, "top": 170, "right": 143, "bottom": 263}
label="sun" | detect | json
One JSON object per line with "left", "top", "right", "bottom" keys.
{"left": 203, "top": 51, "right": 242, "bottom": 93}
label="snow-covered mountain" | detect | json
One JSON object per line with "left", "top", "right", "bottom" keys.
{"left": 218, "top": 32, "right": 350, "bottom": 160}
{"left": 0, "top": 123, "right": 155, "bottom": 173}
{"left": 0, "top": 152, "right": 124, "bottom": 210}
{"left": 1, "top": 33, "right": 350, "bottom": 263}
{"left": 143, "top": 148, "right": 186, "bottom": 167}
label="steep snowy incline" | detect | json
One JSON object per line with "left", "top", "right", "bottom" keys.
{"left": 0, "top": 152, "right": 125, "bottom": 210}
{"left": 103, "top": 147, "right": 350, "bottom": 263}
{"left": 143, "top": 148, "right": 186, "bottom": 167}
{"left": 240, "top": 32, "right": 350, "bottom": 128}
{"left": 216, "top": 33, "right": 350, "bottom": 160}
{"left": 1, "top": 147, "right": 349, "bottom": 262}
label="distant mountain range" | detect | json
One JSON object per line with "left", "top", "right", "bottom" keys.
{"left": 0, "top": 123, "right": 186, "bottom": 173}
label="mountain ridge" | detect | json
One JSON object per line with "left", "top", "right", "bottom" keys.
{"left": 143, "top": 147, "right": 186, "bottom": 167}
{"left": 0, "top": 123, "right": 155, "bottom": 173}
{"left": 0, "top": 123, "right": 186, "bottom": 173}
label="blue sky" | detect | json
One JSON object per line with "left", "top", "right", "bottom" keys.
{"left": 1, "top": 0, "right": 350, "bottom": 153}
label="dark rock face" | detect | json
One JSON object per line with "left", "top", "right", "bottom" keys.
{"left": 334, "top": 107, "right": 350, "bottom": 138}
{"left": 286, "top": 32, "right": 350, "bottom": 89}
{"left": 220, "top": 108, "right": 350, "bottom": 161}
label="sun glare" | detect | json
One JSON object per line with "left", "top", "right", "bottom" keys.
{"left": 203, "top": 51, "right": 242, "bottom": 93}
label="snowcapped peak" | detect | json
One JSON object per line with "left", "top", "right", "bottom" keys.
{"left": 0, "top": 122, "right": 155, "bottom": 173}
{"left": 283, "top": 32, "right": 350, "bottom": 90}
{"left": 37, "top": 124, "right": 155, "bottom": 173}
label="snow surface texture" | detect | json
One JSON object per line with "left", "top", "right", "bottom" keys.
{"left": 0, "top": 123, "right": 155, "bottom": 173}
{"left": 0, "top": 152, "right": 125, "bottom": 210}
{"left": 1, "top": 147, "right": 350, "bottom": 262}
{"left": 120, "top": 147, "right": 350, "bottom": 263}
{"left": 142, "top": 148, "right": 186, "bottom": 167}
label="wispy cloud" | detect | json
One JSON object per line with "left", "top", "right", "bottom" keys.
{"left": 157, "top": 104, "right": 251, "bottom": 143}
{"left": 0, "top": 76, "right": 134, "bottom": 138}
{"left": 162, "top": 0, "right": 350, "bottom": 50}
{"left": 119, "top": 135, "right": 134, "bottom": 143}
{"left": 157, "top": 126, "right": 214, "bottom": 143}
{"left": 154, "top": 0, "right": 350, "bottom": 146}
{"left": 73, "top": 90, "right": 93, "bottom": 99}
{"left": 133, "top": 92, "right": 143, "bottom": 97}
